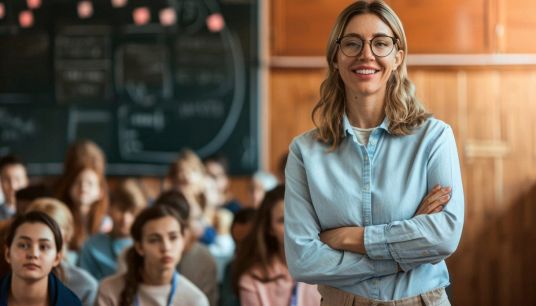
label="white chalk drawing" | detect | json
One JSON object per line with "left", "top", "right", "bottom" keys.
{"left": 117, "top": 0, "right": 248, "bottom": 162}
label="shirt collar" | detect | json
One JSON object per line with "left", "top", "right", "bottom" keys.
{"left": 342, "top": 113, "right": 391, "bottom": 137}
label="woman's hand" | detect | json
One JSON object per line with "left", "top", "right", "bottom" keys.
{"left": 319, "top": 226, "right": 366, "bottom": 254}
{"left": 415, "top": 185, "right": 451, "bottom": 216}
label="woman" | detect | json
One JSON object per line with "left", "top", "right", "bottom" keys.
{"left": 0, "top": 211, "right": 82, "bottom": 306}
{"left": 26, "top": 198, "right": 98, "bottom": 306}
{"left": 284, "top": 1, "right": 464, "bottom": 305}
{"left": 96, "top": 205, "right": 209, "bottom": 306}
{"left": 55, "top": 140, "right": 110, "bottom": 251}
{"left": 233, "top": 185, "right": 321, "bottom": 306}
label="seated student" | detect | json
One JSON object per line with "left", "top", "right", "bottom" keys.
{"left": 26, "top": 198, "right": 98, "bottom": 306}
{"left": 0, "top": 184, "right": 52, "bottom": 278}
{"left": 167, "top": 150, "right": 235, "bottom": 263}
{"left": 203, "top": 154, "right": 243, "bottom": 214}
{"left": 0, "top": 155, "right": 29, "bottom": 220}
{"left": 79, "top": 179, "right": 146, "bottom": 280}
{"left": 55, "top": 140, "right": 110, "bottom": 252}
{"left": 249, "top": 171, "right": 278, "bottom": 209}
{"left": 219, "top": 208, "right": 257, "bottom": 306}
{"left": 0, "top": 211, "right": 82, "bottom": 306}
{"left": 96, "top": 205, "right": 209, "bottom": 306}
{"left": 232, "top": 185, "right": 321, "bottom": 306}
{"left": 154, "top": 190, "right": 219, "bottom": 306}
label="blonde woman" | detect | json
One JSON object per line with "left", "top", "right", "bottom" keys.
{"left": 284, "top": 1, "right": 464, "bottom": 305}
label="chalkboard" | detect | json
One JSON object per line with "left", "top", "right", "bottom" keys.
{"left": 0, "top": 0, "right": 259, "bottom": 176}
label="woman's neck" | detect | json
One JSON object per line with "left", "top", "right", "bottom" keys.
{"left": 142, "top": 265, "right": 174, "bottom": 286}
{"left": 346, "top": 92, "right": 386, "bottom": 128}
{"left": 9, "top": 275, "right": 49, "bottom": 306}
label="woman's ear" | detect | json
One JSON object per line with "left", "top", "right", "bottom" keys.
{"left": 394, "top": 49, "right": 404, "bottom": 68}
{"left": 53, "top": 250, "right": 63, "bottom": 267}
{"left": 4, "top": 246, "right": 11, "bottom": 265}
{"left": 134, "top": 241, "right": 144, "bottom": 257}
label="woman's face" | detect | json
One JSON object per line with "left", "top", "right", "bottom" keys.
{"left": 70, "top": 168, "right": 102, "bottom": 207}
{"left": 270, "top": 200, "right": 285, "bottom": 248}
{"left": 5, "top": 222, "right": 61, "bottom": 282}
{"left": 335, "top": 13, "right": 403, "bottom": 101}
{"left": 135, "top": 216, "right": 184, "bottom": 274}
{"left": 173, "top": 162, "right": 204, "bottom": 193}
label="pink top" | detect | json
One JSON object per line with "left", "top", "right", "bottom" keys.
{"left": 238, "top": 259, "right": 321, "bottom": 306}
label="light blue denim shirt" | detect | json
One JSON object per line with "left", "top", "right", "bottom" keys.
{"left": 284, "top": 114, "right": 464, "bottom": 300}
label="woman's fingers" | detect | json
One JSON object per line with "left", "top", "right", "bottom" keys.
{"left": 416, "top": 186, "right": 452, "bottom": 215}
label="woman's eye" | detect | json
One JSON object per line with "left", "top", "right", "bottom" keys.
{"left": 17, "top": 242, "right": 29, "bottom": 249}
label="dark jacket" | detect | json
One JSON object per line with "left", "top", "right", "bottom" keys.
{"left": 0, "top": 272, "right": 82, "bottom": 306}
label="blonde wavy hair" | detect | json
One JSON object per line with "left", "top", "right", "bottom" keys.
{"left": 312, "top": 0, "right": 431, "bottom": 150}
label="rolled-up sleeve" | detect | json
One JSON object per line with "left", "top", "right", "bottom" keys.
{"left": 284, "top": 140, "right": 399, "bottom": 287}
{"left": 364, "top": 126, "right": 464, "bottom": 271}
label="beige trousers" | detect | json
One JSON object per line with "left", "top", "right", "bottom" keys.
{"left": 318, "top": 285, "right": 451, "bottom": 306}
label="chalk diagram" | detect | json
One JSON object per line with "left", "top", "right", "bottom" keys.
{"left": 116, "top": 0, "right": 248, "bottom": 162}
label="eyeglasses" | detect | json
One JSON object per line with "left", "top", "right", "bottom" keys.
{"left": 336, "top": 35, "right": 398, "bottom": 57}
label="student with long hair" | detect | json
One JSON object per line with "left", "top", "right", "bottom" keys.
{"left": 80, "top": 179, "right": 147, "bottom": 280}
{"left": 96, "top": 205, "right": 209, "bottom": 306}
{"left": 25, "top": 198, "right": 98, "bottom": 306}
{"left": 55, "top": 140, "right": 110, "bottom": 251}
{"left": 232, "top": 185, "right": 320, "bottom": 306}
{"left": 0, "top": 211, "right": 82, "bottom": 306}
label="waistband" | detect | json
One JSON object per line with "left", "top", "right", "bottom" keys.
{"left": 318, "top": 285, "right": 450, "bottom": 306}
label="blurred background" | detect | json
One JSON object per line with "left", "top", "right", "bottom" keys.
{"left": 1, "top": 0, "right": 535, "bottom": 305}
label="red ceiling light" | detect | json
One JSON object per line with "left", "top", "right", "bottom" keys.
{"left": 78, "top": 1, "right": 94, "bottom": 19}
{"left": 133, "top": 7, "right": 150, "bottom": 25}
{"left": 19, "top": 10, "right": 34, "bottom": 28}
{"left": 27, "top": 0, "right": 42, "bottom": 10}
{"left": 206, "top": 13, "right": 225, "bottom": 33}
{"left": 159, "top": 8, "right": 176, "bottom": 26}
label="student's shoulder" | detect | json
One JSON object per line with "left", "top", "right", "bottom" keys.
{"left": 176, "top": 275, "right": 210, "bottom": 306}
{"left": 99, "top": 273, "right": 126, "bottom": 293}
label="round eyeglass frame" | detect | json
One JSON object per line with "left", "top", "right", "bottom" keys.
{"left": 336, "top": 35, "right": 398, "bottom": 58}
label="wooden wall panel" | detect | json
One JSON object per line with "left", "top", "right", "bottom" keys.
{"left": 268, "top": 68, "right": 325, "bottom": 172}
{"left": 500, "top": 0, "right": 536, "bottom": 53}
{"left": 271, "top": 0, "right": 354, "bottom": 56}
{"left": 268, "top": 67, "right": 536, "bottom": 305}
{"left": 386, "top": 0, "right": 490, "bottom": 53}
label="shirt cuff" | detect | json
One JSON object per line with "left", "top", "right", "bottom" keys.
{"left": 364, "top": 224, "right": 392, "bottom": 260}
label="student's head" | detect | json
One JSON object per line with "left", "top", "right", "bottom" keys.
{"left": 0, "top": 155, "right": 29, "bottom": 206}
{"left": 15, "top": 184, "right": 52, "bottom": 215}
{"left": 230, "top": 208, "right": 257, "bottom": 245}
{"left": 109, "top": 179, "right": 147, "bottom": 237}
{"left": 4, "top": 212, "right": 63, "bottom": 283}
{"left": 313, "top": 0, "right": 429, "bottom": 150}
{"left": 232, "top": 185, "right": 285, "bottom": 290}
{"left": 63, "top": 139, "right": 106, "bottom": 177}
{"left": 167, "top": 149, "right": 206, "bottom": 194}
{"left": 56, "top": 164, "right": 108, "bottom": 250}
{"left": 249, "top": 171, "right": 278, "bottom": 208}
{"left": 154, "top": 190, "right": 205, "bottom": 242}
{"left": 26, "top": 198, "right": 75, "bottom": 253}
{"left": 120, "top": 206, "right": 186, "bottom": 306}
{"left": 69, "top": 167, "right": 103, "bottom": 208}
{"left": 203, "top": 153, "right": 230, "bottom": 196}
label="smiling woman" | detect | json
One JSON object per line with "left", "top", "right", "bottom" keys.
{"left": 0, "top": 211, "right": 82, "bottom": 306}
{"left": 284, "top": 1, "right": 464, "bottom": 305}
